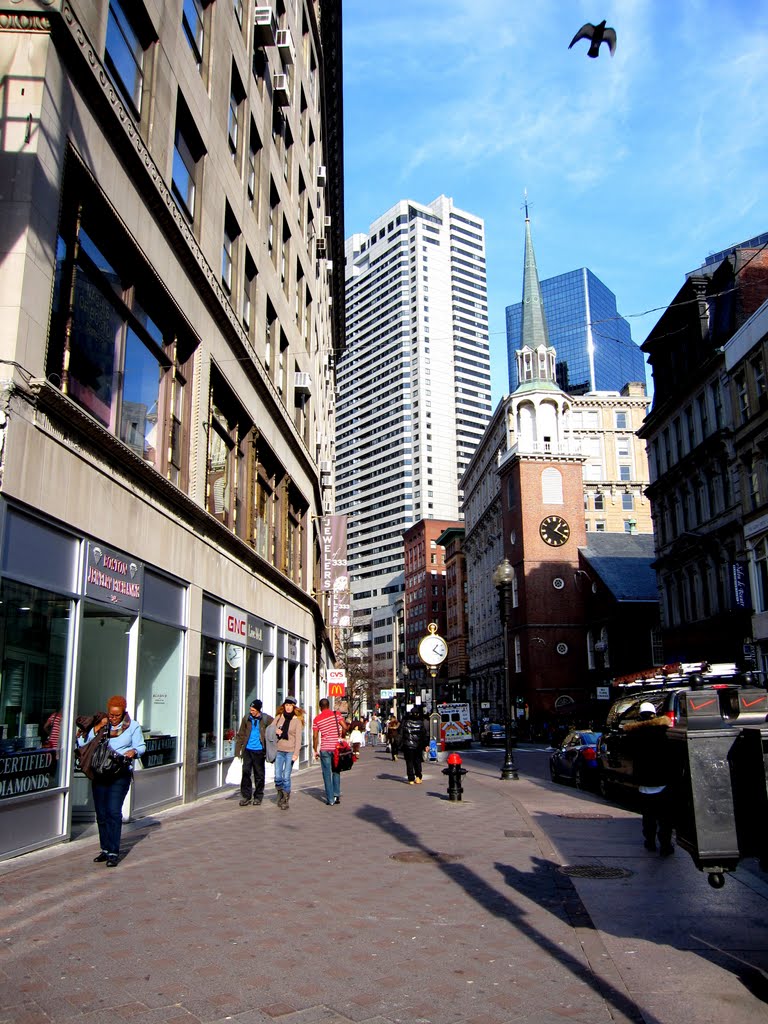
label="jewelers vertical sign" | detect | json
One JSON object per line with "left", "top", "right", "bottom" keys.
{"left": 321, "top": 516, "right": 350, "bottom": 627}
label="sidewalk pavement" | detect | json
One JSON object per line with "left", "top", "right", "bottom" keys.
{"left": 1, "top": 743, "right": 766, "bottom": 1024}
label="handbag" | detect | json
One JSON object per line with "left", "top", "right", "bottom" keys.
{"left": 225, "top": 756, "right": 243, "bottom": 785}
{"left": 87, "top": 730, "right": 128, "bottom": 781}
{"left": 332, "top": 711, "right": 354, "bottom": 772}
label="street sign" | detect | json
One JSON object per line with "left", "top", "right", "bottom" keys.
{"left": 596, "top": 686, "right": 610, "bottom": 700}
{"left": 380, "top": 688, "right": 404, "bottom": 699}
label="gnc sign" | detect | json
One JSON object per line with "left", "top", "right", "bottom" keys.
{"left": 225, "top": 606, "right": 247, "bottom": 642}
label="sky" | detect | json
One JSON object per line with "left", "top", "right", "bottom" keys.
{"left": 341, "top": 0, "right": 768, "bottom": 405}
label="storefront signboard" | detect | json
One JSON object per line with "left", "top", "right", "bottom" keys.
{"left": 140, "top": 735, "right": 177, "bottom": 768}
{"left": 84, "top": 543, "right": 143, "bottom": 610}
{"left": 0, "top": 748, "right": 56, "bottom": 799}
{"left": 224, "top": 606, "right": 268, "bottom": 651}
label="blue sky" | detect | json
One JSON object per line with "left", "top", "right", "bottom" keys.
{"left": 342, "top": 0, "right": 768, "bottom": 405}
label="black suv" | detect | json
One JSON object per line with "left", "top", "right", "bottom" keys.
{"left": 597, "top": 669, "right": 754, "bottom": 797}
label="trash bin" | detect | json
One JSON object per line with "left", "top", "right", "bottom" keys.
{"left": 730, "top": 724, "right": 768, "bottom": 870}
{"left": 669, "top": 685, "right": 768, "bottom": 887}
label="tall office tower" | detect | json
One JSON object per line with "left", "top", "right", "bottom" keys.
{"left": 505, "top": 242, "right": 646, "bottom": 395}
{"left": 337, "top": 196, "right": 491, "bottom": 672}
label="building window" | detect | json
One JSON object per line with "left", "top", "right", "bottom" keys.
{"left": 228, "top": 63, "right": 246, "bottom": 161}
{"left": 541, "top": 467, "right": 563, "bottom": 504}
{"left": 172, "top": 96, "right": 204, "bottom": 221}
{"left": 736, "top": 371, "right": 749, "bottom": 424}
{"left": 105, "top": 0, "right": 147, "bottom": 115}
{"left": 754, "top": 537, "right": 768, "bottom": 613}
{"left": 594, "top": 492, "right": 604, "bottom": 510}
{"left": 248, "top": 123, "right": 262, "bottom": 209}
{"left": 222, "top": 206, "right": 240, "bottom": 295}
{"left": 615, "top": 410, "right": 628, "bottom": 429}
{"left": 206, "top": 375, "right": 248, "bottom": 536}
{"left": 619, "top": 465, "right": 631, "bottom": 482}
{"left": 753, "top": 355, "right": 767, "bottom": 405}
{"left": 48, "top": 174, "right": 195, "bottom": 487}
{"left": 243, "top": 251, "right": 256, "bottom": 336}
{"left": 182, "top": 0, "right": 204, "bottom": 67}
{"left": 621, "top": 492, "right": 634, "bottom": 511}
{"left": 0, "top": 580, "right": 73, "bottom": 799}
{"left": 595, "top": 521, "right": 606, "bottom": 532}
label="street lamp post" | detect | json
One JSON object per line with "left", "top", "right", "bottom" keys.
{"left": 493, "top": 558, "right": 519, "bottom": 781}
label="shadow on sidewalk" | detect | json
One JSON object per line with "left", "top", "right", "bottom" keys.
{"left": 356, "top": 804, "right": 658, "bottom": 1024}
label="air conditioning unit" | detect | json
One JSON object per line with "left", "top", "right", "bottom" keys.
{"left": 254, "top": 6, "right": 277, "bottom": 45}
{"left": 325, "top": 259, "right": 334, "bottom": 274}
{"left": 294, "top": 371, "right": 312, "bottom": 394}
{"left": 319, "top": 460, "right": 333, "bottom": 475}
{"left": 273, "top": 73, "right": 290, "bottom": 106}
{"left": 275, "top": 28, "right": 295, "bottom": 64}
{"left": 324, "top": 215, "right": 332, "bottom": 229}
{"left": 315, "top": 236, "right": 327, "bottom": 257}
{"left": 317, "top": 165, "right": 327, "bottom": 187}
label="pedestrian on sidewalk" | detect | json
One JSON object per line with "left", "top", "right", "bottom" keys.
{"left": 235, "top": 699, "right": 274, "bottom": 807}
{"left": 313, "top": 698, "right": 348, "bottom": 805}
{"left": 399, "top": 707, "right": 429, "bottom": 785}
{"left": 386, "top": 714, "right": 400, "bottom": 760}
{"left": 349, "top": 721, "right": 363, "bottom": 760}
{"left": 369, "top": 715, "right": 381, "bottom": 746}
{"left": 78, "top": 695, "right": 145, "bottom": 867}
{"left": 273, "top": 697, "right": 303, "bottom": 810}
{"left": 623, "top": 701, "right": 675, "bottom": 855}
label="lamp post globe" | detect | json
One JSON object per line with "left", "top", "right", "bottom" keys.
{"left": 493, "top": 558, "right": 519, "bottom": 781}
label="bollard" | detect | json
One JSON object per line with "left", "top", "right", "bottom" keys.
{"left": 442, "top": 751, "right": 467, "bottom": 801}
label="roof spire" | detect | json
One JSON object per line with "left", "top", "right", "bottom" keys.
{"left": 520, "top": 195, "right": 550, "bottom": 349}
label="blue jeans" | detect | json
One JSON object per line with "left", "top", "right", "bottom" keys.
{"left": 274, "top": 750, "right": 295, "bottom": 794}
{"left": 319, "top": 750, "right": 341, "bottom": 804}
{"left": 92, "top": 771, "right": 131, "bottom": 855}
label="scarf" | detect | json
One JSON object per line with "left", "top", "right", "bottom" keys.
{"left": 109, "top": 713, "right": 132, "bottom": 738}
{"left": 278, "top": 711, "right": 294, "bottom": 741}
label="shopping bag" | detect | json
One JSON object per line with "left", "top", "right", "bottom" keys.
{"left": 225, "top": 756, "right": 243, "bottom": 785}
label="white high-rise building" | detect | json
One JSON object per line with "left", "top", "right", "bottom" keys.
{"left": 336, "top": 196, "right": 491, "bottom": 671}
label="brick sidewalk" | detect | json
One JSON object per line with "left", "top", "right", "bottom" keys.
{"left": 0, "top": 745, "right": 766, "bottom": 1024}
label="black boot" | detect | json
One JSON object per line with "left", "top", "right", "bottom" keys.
{"left": 280, "top": 791, "right": 290, "bottom": 810}
{"left": 276, "top": 788, "right": 284, "bottom": 807}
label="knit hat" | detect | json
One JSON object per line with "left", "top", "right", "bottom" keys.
{"left": 250, "top": 698, "right": 263, "bottom": 712}
{"left": 284, "top": 696, "right": 297, "bottom": 706}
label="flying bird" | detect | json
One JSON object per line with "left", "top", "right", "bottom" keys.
{"left": 568, "top": 20, "right": 617, "bottom": 58}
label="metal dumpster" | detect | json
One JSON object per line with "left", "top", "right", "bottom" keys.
{"left": 668, "top": 685, "right": 768, "bottom": 887}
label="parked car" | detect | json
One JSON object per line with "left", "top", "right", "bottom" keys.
{"left": 479, "top": 722, "right": 516, "bottom": 746}
{"left": 549, "top": 730, "right": 602, "bottom": 789}
{"left": 597, "top": 668, "right": 745, "bottom": 797}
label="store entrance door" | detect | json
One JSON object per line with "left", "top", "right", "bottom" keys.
{"left": 71, "top": 603, "right": 135, "bottom": 818}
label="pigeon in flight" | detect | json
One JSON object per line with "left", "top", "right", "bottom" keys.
{"left": 568, "top": 20, "right": 617, "bottom": 58}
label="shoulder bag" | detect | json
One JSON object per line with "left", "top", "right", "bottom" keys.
{"left": 332, "top": 712, "right": 354, "bottom": 772}
{"left": 265, "top": 720, "right": 278, "bottom": 764}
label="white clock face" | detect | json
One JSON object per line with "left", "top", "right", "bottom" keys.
{"left": 418, "top": 634, "right": 448, "bottom": 666}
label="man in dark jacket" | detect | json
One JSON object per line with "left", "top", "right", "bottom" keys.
{"left": 235, "top": 699, "right": 274, "bottom": 806}
{"left": 623, "top": 701, "right": 674, "bottom": 855}
{"left": 399, "top": 708, "right": 429, "bottom": 785}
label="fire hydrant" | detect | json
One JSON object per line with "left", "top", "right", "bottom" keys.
{"left": 442, "top": 752, "right": 467, "bottom": 802}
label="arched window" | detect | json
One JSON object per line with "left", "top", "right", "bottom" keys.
{"left": 542, "top": 467, "right": 563, "bottom": 504}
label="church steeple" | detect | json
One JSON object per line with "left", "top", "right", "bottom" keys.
{"left": 514, "top": 196, "right": 559, "bottom": 393}
{"left": 521, "top": 193, "right": 550, "bottom": 350}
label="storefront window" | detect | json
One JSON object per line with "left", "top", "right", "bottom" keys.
{"left": 135, "top": 620, "right": 182, "bottom": 767}
{"left": 244, "top": 647, "right": 260, "bottom": 710}
{"left": 0, "top": 580, "right": 73, "bottom": 800}
{"left": 223, "top": 645, "right": 242, "bottom": 758}
{"left": 198, "top": 637, "right": 218, "bottom": 763}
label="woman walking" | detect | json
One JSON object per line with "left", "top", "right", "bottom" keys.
{"left": 79, "top": 695, "right": 145, "bottom": 866}
{"left": 273, "top": 697, "right": 304, "bottom": 810}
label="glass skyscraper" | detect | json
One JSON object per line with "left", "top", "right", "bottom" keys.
{"left": 506, "top": 267, "right": 646, "bottom": 395}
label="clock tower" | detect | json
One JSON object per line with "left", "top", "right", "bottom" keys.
{"left": 499, "top": 204, "right": 587, "bottom": 720}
